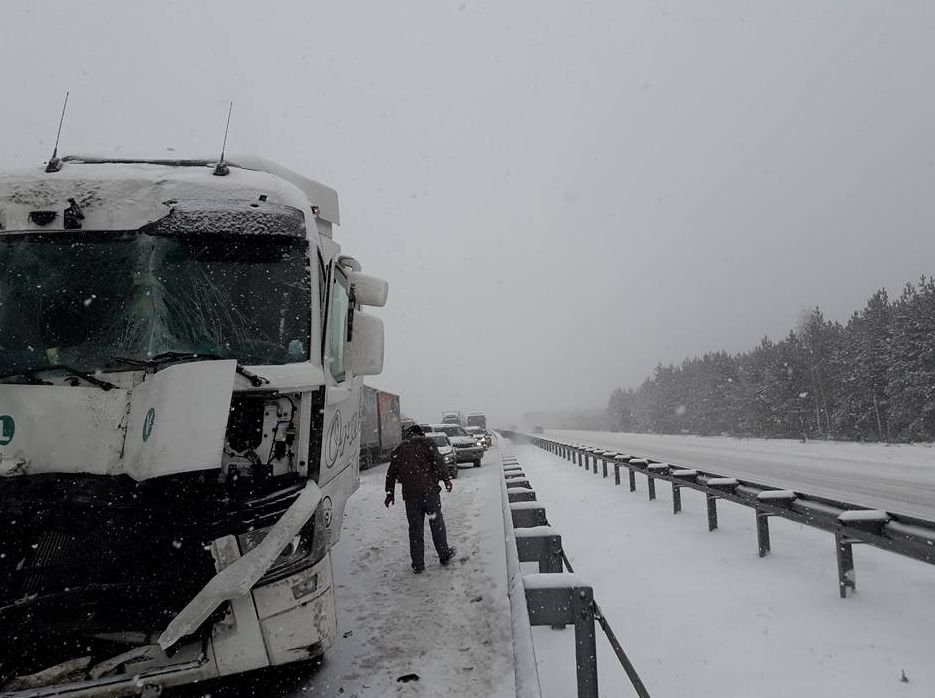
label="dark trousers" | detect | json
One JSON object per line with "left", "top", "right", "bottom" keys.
{"left": 404, "top": 491, "right": 450, "bottom": 569}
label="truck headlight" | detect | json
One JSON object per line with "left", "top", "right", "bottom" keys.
{"left": 238, "top": 501, "right": 329, "bottom": 585}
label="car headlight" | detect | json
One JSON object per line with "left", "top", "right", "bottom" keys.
{"left": 238, "top": 501, "right": 329, "bottom": 585}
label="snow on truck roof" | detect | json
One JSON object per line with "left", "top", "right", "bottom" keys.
{"left": 0, "top": 154, "right": 339, "bottom": 236}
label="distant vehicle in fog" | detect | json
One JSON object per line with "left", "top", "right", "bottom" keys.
{"left": 465, "top": 425, "right": 491, "bottom": 449}
{"left": 441, "top": 411, "right": 463, "bottom": 426}
{"left": 465, "top": 412, "right": 487, "bottom": 429}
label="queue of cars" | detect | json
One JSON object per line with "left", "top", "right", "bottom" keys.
{"left": 420, "top": 422, "right": 493, "bottom": 473}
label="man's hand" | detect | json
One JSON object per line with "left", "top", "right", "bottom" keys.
{"left": 384, "top": 493, "right": 395, "bottom": 508}
{"left": 444, "top": 479, "right": 453, "bottom": 493}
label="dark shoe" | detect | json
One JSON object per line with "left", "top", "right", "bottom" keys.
{"left": 413, "top": 565, "right": 425, "bottom": 574}
{"left": 440, "top": 547, "right": 457, "bottom": 566}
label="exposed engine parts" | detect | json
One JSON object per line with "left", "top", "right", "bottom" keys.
{"left": 223, "top": 392, "right": 298, "bottom": 485}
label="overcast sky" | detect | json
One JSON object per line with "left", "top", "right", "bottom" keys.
{"left": 2, "top": 1, "right": 934, "bottom": 426}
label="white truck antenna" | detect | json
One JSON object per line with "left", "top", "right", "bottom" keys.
{"left": 45, "top": 91, "right": 70, "bottom": 173}
{"left": 213, "top": 101, "right": 233, "bottom": 176}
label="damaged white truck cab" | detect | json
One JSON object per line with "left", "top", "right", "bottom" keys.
{"left": 0, "top": 156, "right": 388, "bottom": 696}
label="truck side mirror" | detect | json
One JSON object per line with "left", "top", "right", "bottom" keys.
{"left": 347, "top": 311, "right": 384, "bottom": 376}
{"left": 348, "top": 272, "right": 388, "bottom": 308}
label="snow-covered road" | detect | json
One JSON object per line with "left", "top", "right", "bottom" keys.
{"left": 516, "top": 442, "right": 935, "bottom": 698}
{"left": 549, "top": 430, "right": 935, "bottom": 519}
{"left": 300, "top": 450, "right": 515, "bottom": 697}
{"left": 184, "top": 449, "right": 515, "bottom": 698}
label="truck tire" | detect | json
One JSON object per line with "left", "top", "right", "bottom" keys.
{"left": 473, "top": 459, "right": 481, "bottom": 468}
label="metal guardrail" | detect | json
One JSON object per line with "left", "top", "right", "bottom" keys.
{"left": 498, "top": 440, "right": 652, "bottom": 698}
{"left": 498, "top": 447, "right": 543, "bottom": 698}
{"left": 514, "top": 432, "right": 935, "bottom": 598}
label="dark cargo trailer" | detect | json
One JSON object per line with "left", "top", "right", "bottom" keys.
{"left": 359, "top": 386, "right": 402, "bottom": 469}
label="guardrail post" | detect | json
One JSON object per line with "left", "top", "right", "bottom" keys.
{"left": 647, "top": 476, "right": 656, "bottom": 501}
{"left": 515, "top": 527, "right": 564, "bottom": 574}
{"left": 628, "top": 459, "right": 648, "bottom": 492}
{"left": 835, "top": 534, "right": 856, "bottom": 598}
{"left": 573, "top": 587, "right": 598, "bottom": 698}
{"left": 601, "top": 457, "right": 608, "bottom": 478}
{"left": 508, "top": 488, "right": 537, "bottom": 503}
{"left": 706, "top": 494, "right": 718, "bottom": 531}
{"left": 704, "top": 478, "right": 738, "bottom": 532}
{"left": 524, "top": 576, "right": 598, "bottom": 698}
{"left": 669, "top": 469, "right": 697, "bottom": 515}
{"left": 756, "top": 510, "right": 771, "bottom": 557}
{"left": 592, "top": 454, "right": 598, "bottom": 475}
{"left": 511, "top": 502, "right": 549, "bottom": 528}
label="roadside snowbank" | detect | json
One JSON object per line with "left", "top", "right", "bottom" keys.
{"left": 518, "top": 443, "right": 935, "bottom": 698}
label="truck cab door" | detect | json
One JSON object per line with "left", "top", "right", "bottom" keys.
{"left": 317, "top": 265, "right": 362, "bottom": 545}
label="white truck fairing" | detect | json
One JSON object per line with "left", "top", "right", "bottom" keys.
{"left": 0, "top": 360, "right": 236, "bottom": 480}
{"left": 0, "top": 156, "right": 336, "bottom": 236}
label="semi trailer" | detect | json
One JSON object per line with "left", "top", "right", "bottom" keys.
{"left": 358, "top": 386, "right": 401, "bottom": 469}
{"left": 0, "top": 155, "right": 388, "bottom": 696}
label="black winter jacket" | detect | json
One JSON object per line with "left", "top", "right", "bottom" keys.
{"left": 385, "top": 436, "right": 449, "bottom": 500}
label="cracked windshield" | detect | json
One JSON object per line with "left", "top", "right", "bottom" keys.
{"left": 0, "top": 2, "right": 934, "bottom": 698}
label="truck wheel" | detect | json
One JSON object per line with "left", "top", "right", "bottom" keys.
{"left": 473, "top": 459, "right": 481, "bottom": 468}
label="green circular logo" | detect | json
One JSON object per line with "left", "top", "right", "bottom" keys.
{"left": 142, "top": 408, "right": 156, "bottom": 442}
{"left": 0, "top": 415, "right": 14, "bottom": 446}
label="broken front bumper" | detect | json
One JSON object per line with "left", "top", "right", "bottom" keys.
{"left": 0, "top": 554, "right": 336, "bottom": 698}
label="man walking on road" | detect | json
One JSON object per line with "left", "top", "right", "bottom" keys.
{"left": 385, "top": 424, "right": 456, "bottom": 573}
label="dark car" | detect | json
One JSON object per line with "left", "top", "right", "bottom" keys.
{"left": 425, "top": 431, "right": 458, "bottom": 479}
